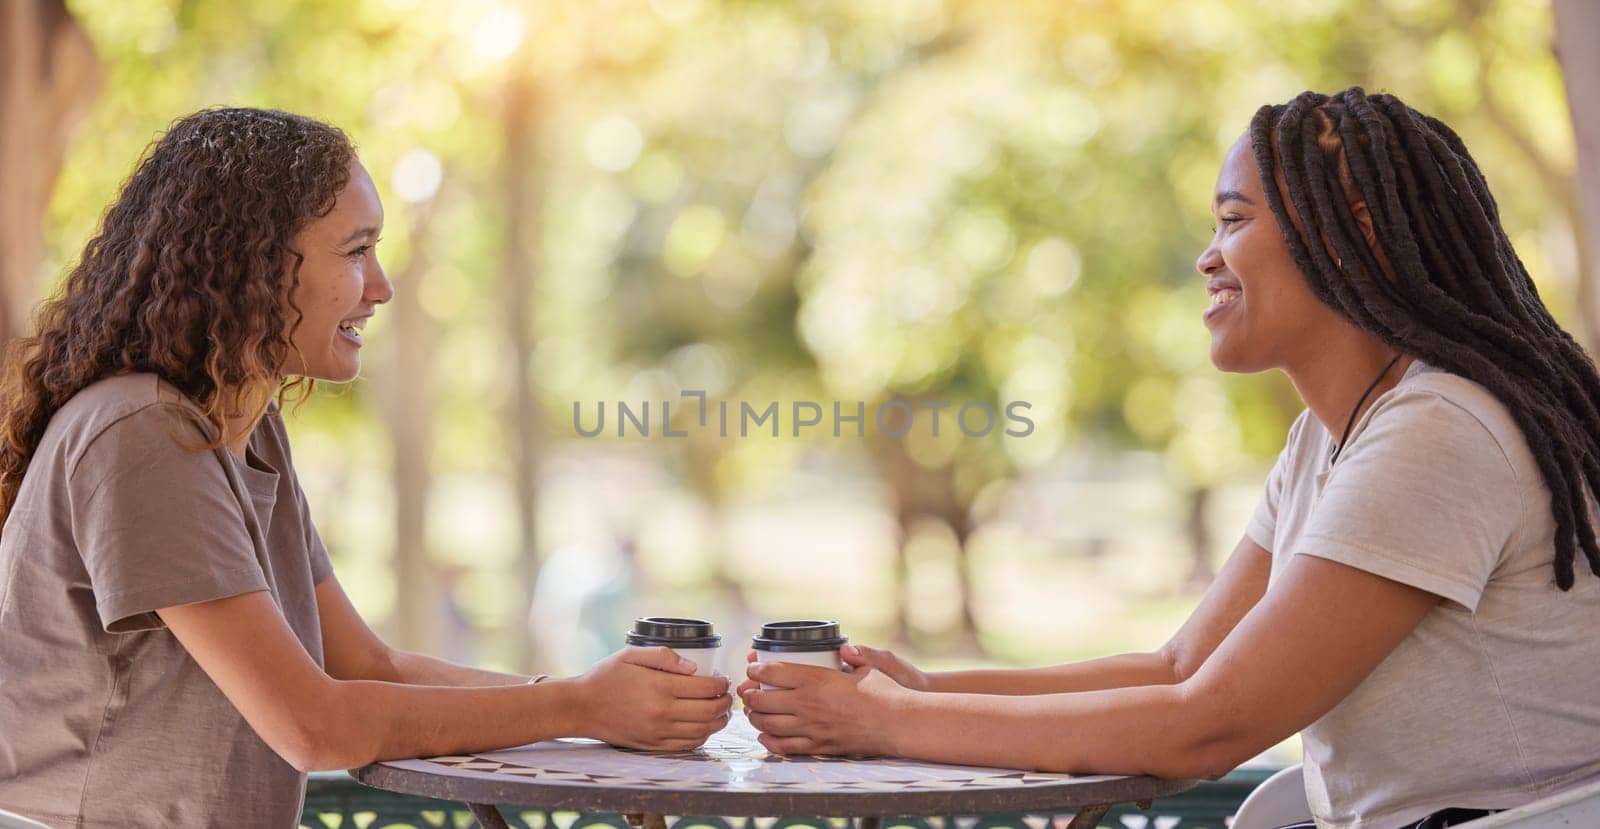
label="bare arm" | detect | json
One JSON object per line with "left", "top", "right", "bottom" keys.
{"left": 859, "top": 536, "right": 1272, "bottom": 695}
{"left": 316, "top": 576, "right": 526, "bottom": 686}
{"left": 159, "top": 591, "right": 732, "bottom": 772}
{"left": 744, "top": 552, "right": 1437, "bottom": 779}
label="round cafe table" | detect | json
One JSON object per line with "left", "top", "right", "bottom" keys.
{"left": 352, "top": 712, "right": 1199, "bottom": 829}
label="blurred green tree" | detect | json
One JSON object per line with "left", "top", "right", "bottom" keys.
{"left": 539, "top": 0, "right": 1581, "bottom": 653}
{"left": 28, "top": 0, "right": 1585, "bottom": 664}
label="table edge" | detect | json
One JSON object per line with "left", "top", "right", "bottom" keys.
{"left": 350, "top": 761, "right": 1202, "bottom": 817}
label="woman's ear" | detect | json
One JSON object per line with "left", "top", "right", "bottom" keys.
{"left": 1352, "top": 199, "right": 1377, "bottom": 250}
{"left": 1348, "top": 197, "right": 1400, "bottom": 281}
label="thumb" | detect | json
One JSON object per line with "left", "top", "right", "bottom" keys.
{"left": 620, "top": 645, "right": 697, "bottom": 674}
{"left": 841, "top": 644, "right": 888, "bottom": 669}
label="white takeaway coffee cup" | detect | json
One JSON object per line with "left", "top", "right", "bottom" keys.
{"left": 625, "top": 617, "right": 722, "bottom": 676}
{"left": 751, "top": 620, "right": 847, "bottom": 690}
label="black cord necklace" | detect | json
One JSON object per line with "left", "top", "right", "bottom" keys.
{"left": 1330, "top": 354, "right": 1404, "bottom": 466}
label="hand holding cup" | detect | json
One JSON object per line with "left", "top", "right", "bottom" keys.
{"left": 574, "top": 646, "right": 732, "bottom": 751}
{"left": 740, "top": 653, "right": 907, "bottom": 757}
{"left": 738, "top": 622, "right": 911, "bottom": 756}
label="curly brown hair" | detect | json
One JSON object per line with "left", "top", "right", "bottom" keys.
{"left": 0, "top": 107, "right": 354, "bottom": 521}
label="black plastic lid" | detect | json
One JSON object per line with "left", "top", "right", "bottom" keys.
{"left": 625, "top": 617, "right": 722, "bottom": 649}
{"left": 751, "top": 620, "right": 848, "bottom": 653}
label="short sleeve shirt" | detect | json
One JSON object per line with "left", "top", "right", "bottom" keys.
{"left": 1247, "top": 361, "right": 1600, "bottom": 828}
{"left": 0, "top": 374, "right": 332, "bottom": 827}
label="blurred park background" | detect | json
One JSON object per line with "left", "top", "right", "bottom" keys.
{"left": 7, "top": 2, "right": 1600, "bottom": 765}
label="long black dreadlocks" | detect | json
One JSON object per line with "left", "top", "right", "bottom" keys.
{"left": 1249, "top": 87, "right": 1600, "bottom": 590}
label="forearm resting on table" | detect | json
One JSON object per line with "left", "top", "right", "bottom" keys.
{"left": 293, "top": 676, "right": 582, "bottom": 772}
{"left": 374, "top": 647, "right": 532, "bottom": 687}
{"left": 925, "top": 650, "right": 1182, "bottom": 695}
{"left": 159, "top": 590, "right": 575, "bottom": 773}
{"left": 889, "top": 682, "right": 1249, "bottom": 780}
{"left": 888, "top": 550, "right": 1413, "bottom": 777}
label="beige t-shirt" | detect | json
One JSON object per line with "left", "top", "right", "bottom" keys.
{"left": 1247, "top": 361, "right": 1600, "bottom": 829}
{"left": 0, "top": 374, "right": 331, "bottom": 828}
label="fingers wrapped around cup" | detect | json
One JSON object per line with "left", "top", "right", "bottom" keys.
{"left": 583, "top": 640, "right": 733, "bottom": 751}
{"left": 740, "top": 659, "right": 904, "bottom": 757}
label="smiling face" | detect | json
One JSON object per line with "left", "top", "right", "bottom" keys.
{"left": 1195, "top": 134, "right": 1349, "bottom": 373}
{"left": 282, "top": 159, "right": 393, "bottom": 382}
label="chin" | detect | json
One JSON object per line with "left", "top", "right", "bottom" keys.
{"left": 1208, "top": 337, "right": 1267, "bottom": 374}
{"left": 305, "top": 360, "right": 361, "bottom": 384}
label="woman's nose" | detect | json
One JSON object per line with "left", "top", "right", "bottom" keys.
{"left": 1195, "top": 240, "right": 1222, "bottom": 276}
{"left": 367, "top": 260, "right": 395, "bottom": 305}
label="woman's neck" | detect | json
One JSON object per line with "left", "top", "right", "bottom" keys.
{"left": 221, "top": 383, "right": 276, "bottom": 461}
{"left": 1283, "top": 330, "right": 1413, "bottom": 443}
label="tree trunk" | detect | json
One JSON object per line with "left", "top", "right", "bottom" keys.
{"left": 0, "top": 0, "right": 98, "bottom": 346}
{"left": 1183, "top": 485, "right": 1216, "bottom": 592}
{"left": 872, "top": 430, "right": 985, "bottom": 656}
{"left": 1555, "top": 0, "right": 1600, "bottom": 345}
{"left": 382, "top": 204, "right": 438, "bottom": 655}
{"left": 502, "top": 61, "right": 543, "bottom": 672}
{"left": 946, "top": 492, "right": 982, "bottom": 656}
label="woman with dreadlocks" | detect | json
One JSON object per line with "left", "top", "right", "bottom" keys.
{"left": 0, "top": 108, "right": 730, "bottom": 827}
{"left": 738, "top": 87, "right": 1600, "bottom": 829}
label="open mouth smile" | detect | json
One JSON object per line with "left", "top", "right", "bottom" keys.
{"left": 1204, "top": 276, "right": 1242, "bottom": 324}
{"left": 337, "top": 315, "right": 369, "bottom": 345}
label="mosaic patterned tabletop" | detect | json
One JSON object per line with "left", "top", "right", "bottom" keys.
{"left": 355, "top": 712, "right": 1199, "bottom": 817}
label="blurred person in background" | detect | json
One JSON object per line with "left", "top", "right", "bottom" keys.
{"left": 530, "top": 534, "right": 639, "bottom": 675}
{"left": 0, "top": 107, "right": 730, "bottom": 828}
{"left": 740, "top": 87, "right": 1600, "bottom": 829}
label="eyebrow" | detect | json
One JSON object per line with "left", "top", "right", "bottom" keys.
{"left": 1214, "top": 189, "right": 1255, "bottom": 207}
{"left": 337, "top": 226, "right": 381, "bottom": 247}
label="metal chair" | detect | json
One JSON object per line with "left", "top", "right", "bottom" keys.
{"left": 0, "top": 808, "right": 49, "bottom": 829}
{"left": 1228, "top": 763, "right": 1600, "bottom": 829}
{"left": 1229, "top": 763, "right": 1312, "bottom": 829}
{"left": 1456, "top": 776, "right": 1600, "bottom": 828}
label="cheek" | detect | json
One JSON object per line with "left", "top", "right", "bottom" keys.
{"left": 330, "top": 265, "right": 366, "bottom": 307}
{"left": 291, "top": 266, "right": 359, "bottom": 322}
{"left": 1220, "top": 228, "right": 1269, "bottom": 276}
{"left": 1225, "top": 235, "right": 1301, "bottom": 309}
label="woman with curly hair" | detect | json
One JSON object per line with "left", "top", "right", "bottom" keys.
{"left": 0, "top": 108, "right": 731, "bottom": 828}
{"left": 739, "top": 87, "right": 1600, "bottom": 829}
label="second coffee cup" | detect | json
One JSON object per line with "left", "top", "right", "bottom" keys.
{"left": 625, "top": 617, "right": 722, "bottom": 676}
{"left": 751, "top": 620, "right": 847, "bottom": 689}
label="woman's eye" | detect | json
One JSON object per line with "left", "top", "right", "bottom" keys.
{"left": 347, "top": 245, "right": 371, "bottom": 259}
{"left": 1211, "top": 215, "right": 1242, "bottom": 234}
